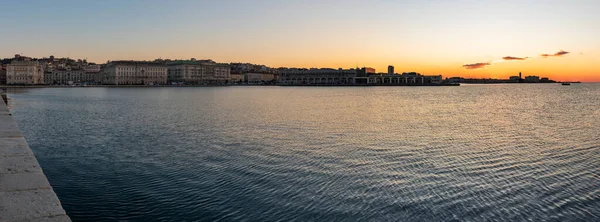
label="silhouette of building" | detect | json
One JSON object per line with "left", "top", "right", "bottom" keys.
{"left": 525, "top": 76, "right": 540, "bottom": 83}
{"left": 279, "top": 68, "right": 442, "bottom": 85}
{"left": 388, "top": 65, "right": 394, "bottom": 75}
{"left": 279, "top": 68, "right": 358, "bottom": 85}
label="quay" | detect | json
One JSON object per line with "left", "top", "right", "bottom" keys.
{"left": 0, "top": 90, "right": 70, "bottom": 221}
{"left": 279, "top": 83, "right": 460, "bottom": 86}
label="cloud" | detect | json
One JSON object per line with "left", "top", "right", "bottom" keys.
{"left": 541, "top": 50, "right": 569, "bottom": 57}
{"left": 502, "top": 56, "right": 528, "bottom": 60}
{"left": 462, "top": 62, "right": 491, "bottom": 69}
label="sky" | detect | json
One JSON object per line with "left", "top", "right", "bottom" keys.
{"left": 1, "top": 0, "right": 599, "bottom": 82}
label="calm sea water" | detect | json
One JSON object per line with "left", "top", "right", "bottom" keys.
{"left": 6, "top": 84, "right": 600, "bottom": 221}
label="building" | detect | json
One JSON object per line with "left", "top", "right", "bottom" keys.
{"left": 230, "top": 73, "right": 244, "bottom": 83}
{"left": 525, "top": 76, "right": 540, "bottom": 83}
{"left": 84, "top": 64, "right": 101, "bottom": 73}
{"left": 364, "top": 67, "right": 376, "bottom": 74}
{"left": 45, "top": 68, "right": 99, "bottom": 85}
{"left": 203, "top": 62, "right": 231, "bottom": 84}
{"left": 167, "top": 61, "right": 204, "bottom": 84}
{"left": 509, "top": 76, "right": 520, "bottom": 82}
{"left": 244, "top": 73, "right": 277, "bottom": 84}
{"left": 46, "top": 69, "right": 85, "bottom": 85}
{"left": 279, "top": 67, "right": 442, "bottom": 85}
{"left": 388, "top": 65, "right": 394, "bottom": 75}
{"left": 366, "top": 72, "right": 442, "bottom": 84}
{"left": 167, "top": 60, "right": 230, "bottom": 84}
{"left": 101, "top": 61, "right": 167, "bottom": 85}
{"left": 6, "top": 61, "right": 44, "bottom": 85}
{"left": 279, "top": 68, "right": 358, "bottom": 85}
{"left": 446, "top": 77, "right": 465, "bottom": 84}
{"left": 84, "top": 65, "right": 102, "bottom": 84}
{"left": 0, "top": 65, "right": 6, "bottom": 85}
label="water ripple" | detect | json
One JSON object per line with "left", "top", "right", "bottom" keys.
{"left": 6, "top": 84, "right": 600, "bottom": 221}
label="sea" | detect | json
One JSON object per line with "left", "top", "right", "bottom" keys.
{"left": 6, "top": 84, "right": 600, "bottom": 221}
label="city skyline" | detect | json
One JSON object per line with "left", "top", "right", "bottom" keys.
{"left": 2, "top": 0, "right": 600, "bottom": 82}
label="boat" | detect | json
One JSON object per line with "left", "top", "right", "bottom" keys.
{"left": 562, "top": 82, "right": 570, "bottom": 85}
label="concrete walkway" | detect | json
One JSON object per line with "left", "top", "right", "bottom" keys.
{"left": 0, "top": 92, "right": 70, "bottom": 221}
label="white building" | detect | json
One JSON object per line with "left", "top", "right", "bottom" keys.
{"left": 244, "top": 73, "right": 277, "bottom": 84}
{"left": 45, "top": 68, "right": 99, "bottom": 85}
{"left": 167, "top": 60, "right": 231, "bottom": 84}
{"left": 6, "top": 61, "right": 44, "bottom": 85}
{"left": 203, "top": 62, "right": 231, "bottom": 84}
{"left": 101, "top": 61, "right": 167, "bottom": 85}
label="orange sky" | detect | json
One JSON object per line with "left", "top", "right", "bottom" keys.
{"left": 2, "top": 1, "right": 599, "bottom": 82}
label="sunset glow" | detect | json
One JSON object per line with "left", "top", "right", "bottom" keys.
{"left": 2, "top": 0, "right": 599, "bottom": 82}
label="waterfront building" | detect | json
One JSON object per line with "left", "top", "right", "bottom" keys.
{"left": 366, "top": 72, "right": 442, "bottom": 84}
{"left": 279, "top": 68, "right": 358, "bottom": 85}
{"left": 6, "top": 60, "right": 44, "bottom": 85}
{"left": 167, "top": 60, "right": 231, "bottom": 84}
{"left": 279, "top": 67, "right": 442, "bottom": 85}
{"left": 0, "top": 65, "right": 6, "bottom": 85}
{"left": 230, "top": 73, "right": 244, "bottom": 83}
{"left": 525, "top": 76, "right": 540, "bottom": 83}
{"left": 46, "top": 69, "right": 86, "bottom": 85}
{"left": 244, "top": 73, "right": 277, "bottom": 84}
{"left": 45, "top": 66, "right": 100, "bottom": 85}
{"left": 203, "top": 62, "right": 231, "bottom": 84}
{"left": 167, "top": 61, "right": 204, "bottom": 84}
{"left": 509, "top": 76, "right": 520, "bottom": 82}
{"left": 101, "top": 61, "right": 167, "bottom": 85}
{"left": 388, "top": 65, "right": 394, "bottom": 75}
{"left": 43, "top": 71, "right": 52, "bottom": 84}
{"left": 447, "top": 77, "right": 465, "bottom": 84}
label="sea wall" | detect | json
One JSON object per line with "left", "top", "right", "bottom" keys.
{"left": 0, "top": 90, "right": 70, "bottom": 221}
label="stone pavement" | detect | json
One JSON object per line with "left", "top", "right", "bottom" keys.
{"left": 0, "top": 92, "right": 70, "bottom": 221}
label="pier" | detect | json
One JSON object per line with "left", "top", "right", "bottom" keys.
{"left": 0, "top": 90, "right": 70, "bottom": 221}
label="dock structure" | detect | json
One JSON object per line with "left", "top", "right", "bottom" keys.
{"left": 0, "top": 90, "right": 70, "bottom": 221}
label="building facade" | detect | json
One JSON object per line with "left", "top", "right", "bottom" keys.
{"left": 203, "top": 62, "right": 231, "bottom": 84}
{"left": 279, "top": 68, "right": 358, "bottom": 85}
{"left": 167, "top": 63, "right": 204, "bottom": 84}
{"left": 244, "top": 73, "right": 277, "bottom": 84}
{"left": 230, "top": 73, "right": 244, "bottom": 83}
{"left": 6, "top": 61, "right": 44, "bottom": 85}
{"left": 101, "top": 61, "right": 167, "bottom": 85}
{"left": 45, "top": 69, "right": 98, "bottom": 85}
{"left": 279, "top": 68, "right": 442, "bottom": 85}
{"left": 525, "top": 76, "right": 540, "bottom": 83}
{"left": 0, "top": 65, "right": 6, "bottom": 85}
{"left": 365, "top": 72, "right": 442, "bottom": 84}
{"left": 167, "top": 61, "right": 231, "bottom": 84}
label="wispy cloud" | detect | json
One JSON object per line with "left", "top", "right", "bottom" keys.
{"left": 462, "top": 62, "right": 491, "bottom": 69}
{"left": 541, "top": 50, "right": 569, "bottom": 57}
{"left": 502, "top": 56, "right": 528, "bottom": 60}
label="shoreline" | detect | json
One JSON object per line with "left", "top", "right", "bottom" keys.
{"left": 0, "top": 82, "right": 592, "bottom": 88}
